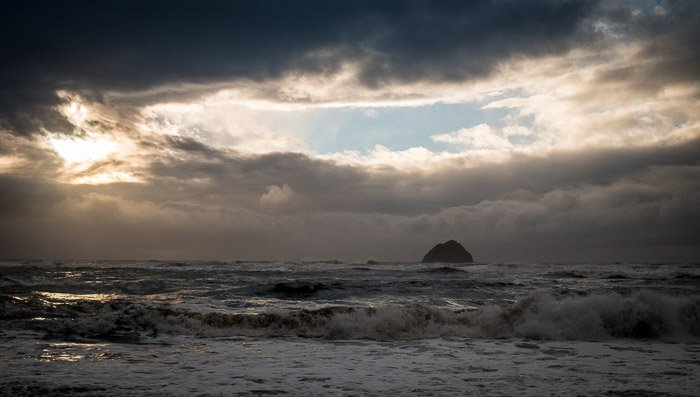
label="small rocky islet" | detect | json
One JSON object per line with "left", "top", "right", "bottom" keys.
{"left": 421, "top": 240, "right": 473, "bottom": 263}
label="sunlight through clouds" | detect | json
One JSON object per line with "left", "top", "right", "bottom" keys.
{"left": 49, "top": 135, "right": 117, "bottom": 164}
{"left": 46, "top": 131, "right": 142, "bottom": 185}
{"left": 121, "top": 42, "right": 700, "bottom": 170}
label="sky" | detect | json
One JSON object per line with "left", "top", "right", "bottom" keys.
{"left": 1, "top": 0, "right": 699, "bottom": 262}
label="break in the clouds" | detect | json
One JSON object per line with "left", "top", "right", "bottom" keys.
{"left": 0, "top": 1, "right": 698, "bottom": 261}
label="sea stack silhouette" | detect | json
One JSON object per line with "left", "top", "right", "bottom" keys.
{"left": 421, "top": 240, "right": 474, "bottom": 263}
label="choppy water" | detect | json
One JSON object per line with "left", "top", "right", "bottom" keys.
{"left": 1, "top": 260, "right": 698, "bottom": 395}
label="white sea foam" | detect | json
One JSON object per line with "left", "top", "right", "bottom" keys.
{"left": 7, "top": 291, "right": 696, "bottom": 342}
{"left": 1, "top": 333, "right": 698, "bottom": 396}
{"left": 165, "top": 291, "right": 700, "bottom": 341}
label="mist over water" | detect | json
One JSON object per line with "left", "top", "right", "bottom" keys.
{"left": 1, "top": 260, "right": 699, "bottom": 395}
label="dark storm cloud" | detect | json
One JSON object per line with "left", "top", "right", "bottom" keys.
{"left": 640, "top": 2, "right": 700, "bottom": 86}
{"left": 1, "top": 0, "right": 599, "bottom": 134}
{"left": 593, "top": 0, "right": 700, "bottom": 89}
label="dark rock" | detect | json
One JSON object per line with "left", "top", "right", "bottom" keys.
{"left": 421, "top": 240, "right": 473, "bottom": 263}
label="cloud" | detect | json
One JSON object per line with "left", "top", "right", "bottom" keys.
{"left": 0, "top": 0, "right": 600, "bottom": 135}
{"left": 601, "top": 0, "right": 700, "bottom": 86}
{"left": 432, "top": 124, "right": 513, "bottom": 150}
{"left": 2, "top": 163, "right": 698, "bottom": 262}
{"left": 2, "top": 1, "right": 696, "bottom": 159}
{"left": 1, "top": 191, "right": 282, "bottom": 260}
{"left": 1, "top": 135, "right": 698, "bottom": 261}
{"left": 0, "top": 1, "right": 698, "bottom": 262}
{"left": 80, "top": 5, "right": 697, "bottom": 163}
{"left": 479, "top": 43, "right": 700, "bottom": 151}
{"left": 363, "top": 109, "right": 379, "bottom": 119}
{"left": 260, "top": 184, "right": 295, "bottom": 209}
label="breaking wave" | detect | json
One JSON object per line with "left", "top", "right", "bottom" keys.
{"left": 3, "top": 291, "right": 698, "bottom": 342}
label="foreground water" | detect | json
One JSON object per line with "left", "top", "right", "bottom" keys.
{"left": 1, "top": 260, "right": 698, "bottom": 395}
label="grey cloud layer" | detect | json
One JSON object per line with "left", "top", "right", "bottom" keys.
{"left": 142, "top": 136, "right": 700, "bottom": 218}
{"left": 2, "top": 136, "right": 698, "bottom": 261}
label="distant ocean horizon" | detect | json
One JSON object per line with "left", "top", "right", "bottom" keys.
{"left": 1, "top": 259, "right": 698, "bottom": 395}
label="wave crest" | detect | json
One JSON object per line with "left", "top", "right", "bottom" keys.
{"left": 6, "top": 291, "right": 698, "bottom": 342}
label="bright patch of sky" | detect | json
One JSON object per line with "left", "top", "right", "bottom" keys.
{"left": 307, "top": 102, "right": 512, "bottom": 154}
{"left": 141, "top": 96, "right": 521, "bottom": 155}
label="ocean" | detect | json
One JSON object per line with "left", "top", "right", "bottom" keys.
{"left": 1, "top": 260, "right": 698, "bottom": 396}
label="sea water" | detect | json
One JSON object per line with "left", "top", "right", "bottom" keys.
{"left": 1, "top": 260, "right": 698, "bottom": 395}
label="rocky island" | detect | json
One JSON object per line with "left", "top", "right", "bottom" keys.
{"left": 421, "top": 240, "right": 474, "bottom": 263}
